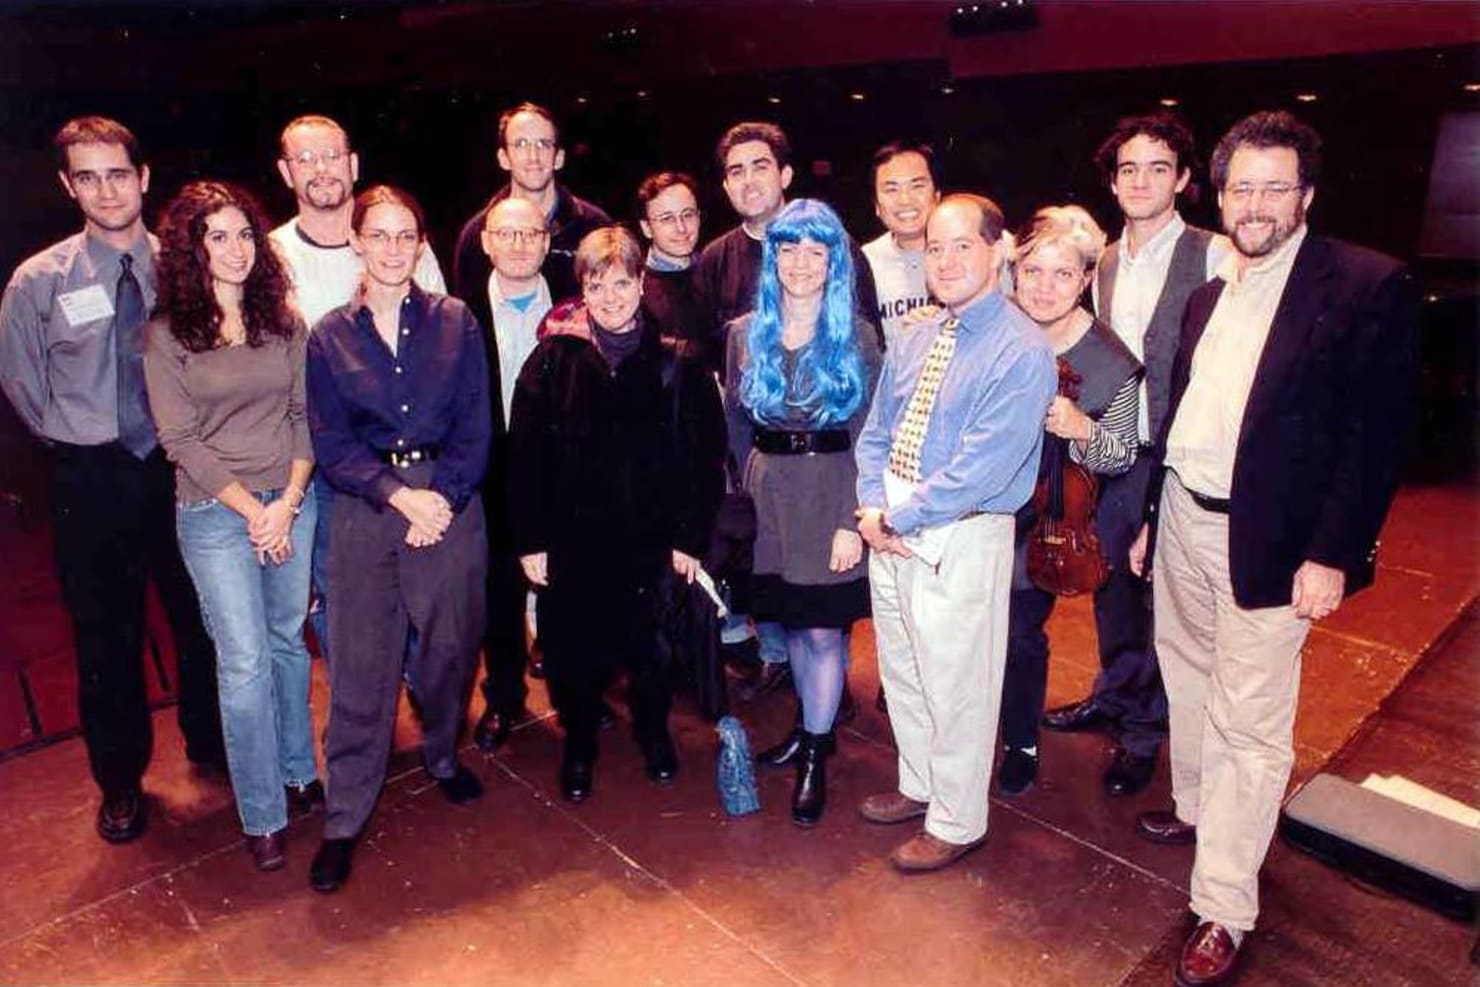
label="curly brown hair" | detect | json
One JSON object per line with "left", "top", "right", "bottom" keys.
{"left": 153, "top": 181, "right": 295, "bottom": 353}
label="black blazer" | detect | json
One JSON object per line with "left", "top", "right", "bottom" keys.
{"left": 1150, "top": 235, "right": 1419, "bottom": 609}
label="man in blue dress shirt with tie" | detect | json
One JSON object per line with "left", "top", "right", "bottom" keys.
{"left": 855, "top": 193, "right": 1055, "bottom": 872}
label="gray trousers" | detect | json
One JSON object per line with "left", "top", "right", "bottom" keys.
{"left": 322, "top": 472, "right": 488, "bottom": 840}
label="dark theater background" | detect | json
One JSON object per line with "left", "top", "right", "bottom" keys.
{"left": 0, "top": 3, "right": 1477, "bottom": 985}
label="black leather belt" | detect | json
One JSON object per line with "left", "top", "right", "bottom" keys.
{"left": 1187, "top": 488, "right": 1231, "bottom": 514}
{"left": 753, "top": 428, "right": 851, "bottom": 455}
{"left": 379, "top": 446, "right": 440, "bottom": 468}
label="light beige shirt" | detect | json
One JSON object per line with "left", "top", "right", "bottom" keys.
{"left": 1093, "top": 213, "right": 1227, "bottom": 443}
{"left": 1165, "top": 225, "right": 1308, "bottom": 498}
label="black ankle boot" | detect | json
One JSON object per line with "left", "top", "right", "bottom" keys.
{"left": 757, "top": 706, "right": 803, "bottom": 767}
{"left": 790, "top": 731, "right": 832, "bottom": 827}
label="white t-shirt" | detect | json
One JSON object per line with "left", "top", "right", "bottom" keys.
{"left": 269, "top": 221, "right": 448, "bottom": 328}
{"left": 861, "top": 232, "right": 930, "bottom": 350}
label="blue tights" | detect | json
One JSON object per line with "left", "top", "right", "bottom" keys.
{"left": 787, "top": 627, "right": 847, "bottom": 734}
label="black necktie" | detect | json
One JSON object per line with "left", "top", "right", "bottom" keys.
{"left": 115, "top": 253, "right": 156, "bottom": 459}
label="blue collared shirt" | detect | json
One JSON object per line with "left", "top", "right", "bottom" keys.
{"left": 307, "top": 284, "right": 491, "bottom": 512}
{"left": 855, "top": 291, "right": 1055, "bottom": 535}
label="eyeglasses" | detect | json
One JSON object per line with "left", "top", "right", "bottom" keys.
{"left": 508, "top": 137, "right": 557, "bottom": 154}
{"left": 285, "top": 148, "right": 348, "bottom": 168}
{"left": 1225, "top": 182, "right": 1301, "bottom": 204}
{"left": 649, "top": 208, "right": 699, "bottom": 228}
{"left": 484, "top": 227, "right": 549, "bottom": 246}
{"left": 360, "top": 230, "right": 420, "bottom": 250}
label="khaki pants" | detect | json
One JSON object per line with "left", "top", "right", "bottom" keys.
{"left": 869, "top": 512, "right": 1014, "bottom": 845}
{"left": 1153, "top": 474, "right": 1309, "bottom": 931}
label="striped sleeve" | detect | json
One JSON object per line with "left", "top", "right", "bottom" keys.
{"left": 1070, "top": 375, "right": 1139, "bottom": 476}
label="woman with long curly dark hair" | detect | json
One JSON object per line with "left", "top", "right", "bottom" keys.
{"left": 144, "top": 181, "right": 320, "bottom": 872}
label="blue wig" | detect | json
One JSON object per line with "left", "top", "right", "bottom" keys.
{"left": 740, "top": 199, "right": 865, "bottom": 428}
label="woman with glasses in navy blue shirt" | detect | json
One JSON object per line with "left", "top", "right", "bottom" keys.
{"left": 304, "top": 185, "right": 491, "bottom": 894}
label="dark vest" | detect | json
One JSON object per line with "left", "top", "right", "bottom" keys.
{"left": 1096, "top": 224, "right": 1214, "bottom": 440}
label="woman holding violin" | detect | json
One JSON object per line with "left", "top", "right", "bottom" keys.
{"left": 997, "top": 206, "right": 1142, "bottom": 796}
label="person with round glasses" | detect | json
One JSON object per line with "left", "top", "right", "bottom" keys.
{"left": 305, "top": 184, "right": 491, "bottom": 894}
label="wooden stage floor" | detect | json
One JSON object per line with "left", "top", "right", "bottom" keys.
{"left": 0, "top": 478, "right": 1475, "bottom": 986}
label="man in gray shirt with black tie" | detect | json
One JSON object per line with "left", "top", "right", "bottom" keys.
{"left": 0, "top": 116, "right": 222, "bottom": 844}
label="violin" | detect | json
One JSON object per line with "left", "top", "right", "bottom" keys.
{"left": 1026, "top": 358, "right": 1109, "bottom": 597}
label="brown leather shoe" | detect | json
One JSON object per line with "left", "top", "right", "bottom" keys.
{"left": 1175, "top": 921, "right": 1241, "bottom": 986}
{"left": 858, "top": 792, "right": 929, "bottom": 825}
{"left": 889, "top": 831, "right": 986, "bottom": 872}
{"left": 1136, "top": 809, "right": 1197, "bottom": 845}
{"left": 246, "top": 829, "right": 287, "bottom": 872}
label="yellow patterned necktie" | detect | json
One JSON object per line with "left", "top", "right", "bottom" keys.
{"left": 888, "top": 317, "right": 959, "bottom": 484}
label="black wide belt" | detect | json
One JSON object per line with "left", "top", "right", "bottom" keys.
{"left": 753, "top": 428, "right": 851, "bottom": 455}
{"left": 379, "top": 445, "right": 440, "bottom": 468}
{"left": 1187, "top": 488, "right": 1231, "bottom": 514}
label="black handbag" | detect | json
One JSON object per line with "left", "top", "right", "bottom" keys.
{"left": 715, "top": 454, "right": 756, "bottom": 544}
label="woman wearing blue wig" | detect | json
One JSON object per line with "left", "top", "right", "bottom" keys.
{"left": 723, "top": 199, "right": 882, "bottom": 826}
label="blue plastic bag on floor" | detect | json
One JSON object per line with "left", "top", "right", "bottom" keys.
{"left": 716, "top": 715, "right": 761, "bottom": 816}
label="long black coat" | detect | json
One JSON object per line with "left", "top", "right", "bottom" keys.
{"left": 507, "top": 319, "right": 726, "bottom": 588}
{"left": 1150, "top": 235, "right": 1418, "bottom": 609}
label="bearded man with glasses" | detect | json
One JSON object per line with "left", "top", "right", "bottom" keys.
{"left": 1128, "top": 110, "right": 1418, "bottom": 987}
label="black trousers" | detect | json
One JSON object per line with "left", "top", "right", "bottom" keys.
{"left": 1000, "top": 584, "right": 1057, "bottom": 752}
{"left": 539, "top": 564, "right": 671, "bottom": 761}
{"left": 998, "top": 570, "right": 1169, "bottom": 757}
{"left": 322, "top": 477, "right": 487, "bottom": 841}
{"left": 49, "top": 443, "right": 221, "bottom": 798}
{"left": 1090, "top": 568, "right": 1168, "bottom": 757}
{"left": 480, "top": 541, "right": 530, "bottom": 717}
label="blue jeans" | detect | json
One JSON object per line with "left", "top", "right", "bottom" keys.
{"left": 177, "top": 489, "right": 317, "bottom": 836}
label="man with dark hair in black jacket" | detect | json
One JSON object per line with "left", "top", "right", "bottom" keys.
{"left": 452, "top": 102, "right": 610, "bottom": 306}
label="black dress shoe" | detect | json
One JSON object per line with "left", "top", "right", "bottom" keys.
{"left": 1104, "top": 747, "right": 1156, "bottom": 797}
{"left": 1041, "top": 697, "right": 1116, "bottom": 733}
{"left": 560, "top": 757, "right": 594, "bottom": 802}
{"left": 246, "top": 829, "right": 287, "bottom": 872}
{"left": 642, "top": 734, "right": 679, "bottom": 784}
{"left": 286, "top": 779, "right": 326, "bottom": 817}
{"left": 1136, "top": 808, "right": 1197, "bottom": 845}
{"left": 473, "top": 708, "right": 515, "bottom": 753}
{"left": 309, "top": 837, "right": 354, "bottom": 893}
{"left": 997, "top": 747, "right": 1038, "bottom": 796}
{"left": 97, "top": 790, "right": 148, "bottom": 844}
{"left": 757, "top": 727, "right": 803, "bottom": 768}
{"left": 735, "top": 662, "right": 791, "bottom": 703}
{"left": 437, "top": 762, "right": 484, "bottom": 805}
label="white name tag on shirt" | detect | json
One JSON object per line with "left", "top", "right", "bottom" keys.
{"left": 57, "top": 284, "right": 114, "bottom": 326}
